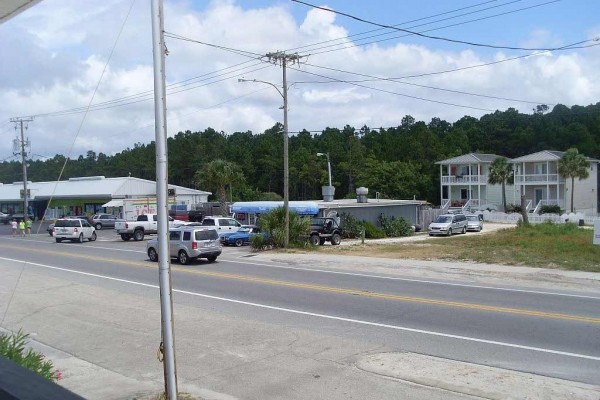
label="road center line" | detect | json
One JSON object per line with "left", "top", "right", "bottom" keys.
{"left": 2, "top": 257, "right": 599, "bottom": 362}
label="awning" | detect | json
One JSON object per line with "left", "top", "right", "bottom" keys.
{"left": 102, "top": 199, "right": 124, "bottom": 208}
{"left": 232, "top": 201, "right": 319, "bottom": 215}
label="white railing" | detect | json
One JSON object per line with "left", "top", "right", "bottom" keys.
{"left": 441, "top": 175, "right": 488, "bottom": 184}
{"left": 525, "top": 200, "right": 532, "bottom": 212}
{"left": 482, "top": 211, "right": 599, "bottom": 225}
{"left": 532, "top": 199, "right": 564, "bottom": 214}
{"left": 514, "top": 174, "right": 560, "bottom": 183}
{"left": 441, "top": 199, "right": 450, "bottom": 213}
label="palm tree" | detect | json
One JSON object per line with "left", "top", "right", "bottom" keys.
{"left": 558, "top": 148, "right": 590, "bottom": 213}
{"left": 195, "top": 159, "right": 245, "bottom": 215}
{"left": 487, "top": 157, "right": 514, "bottom": 212}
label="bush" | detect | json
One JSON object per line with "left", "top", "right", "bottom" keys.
{"left": 363, "top": 221, "right": 386, "bottom": 239}
{"left": 252, "top": 206, "right": 309, "bottom": 249}
{"left": 378, "top": 214, "right": 413, "bottom": 237}
{"left": 539, "top": 204, "right": 561, "bottom": 215}
{"left": 506, "top": 203, "right": 522, "bottom": 213}
{"left": 0, "top": 330, "right": 60, "bottom": 381}
{"left": 250, "top": 233, "right": 273, "bottom": 250}
{"left": 340, "top": 213, "right": 363, "bottom": 239}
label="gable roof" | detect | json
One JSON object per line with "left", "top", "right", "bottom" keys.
{"left": 511, "top": 150, "right": 599, "bottom": 163}
{"left": 435, "top": 153, "right": 501, "bottom": 165}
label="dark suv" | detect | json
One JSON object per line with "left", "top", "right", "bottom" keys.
{"left": 307, "top": 217, "right": 342, "bottom": 246}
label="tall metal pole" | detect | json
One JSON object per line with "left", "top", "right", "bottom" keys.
{"left": 151, "top": 1, "right": 178, "bottom": 399}
{"left": 10, "top": 117, "right": 33, "bottom": 217}
{"left": 326, "top": 154, "right": 332, "bottom": 188}
{"left": 282, "top": 59, "right": 290, "bottom": 248}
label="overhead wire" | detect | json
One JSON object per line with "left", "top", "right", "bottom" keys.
{"left": 291, "top": 0, "right": 596, "bottom": 52}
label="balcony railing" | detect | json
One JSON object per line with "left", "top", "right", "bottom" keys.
{"left": 514, "top": 174, "right": 560, "bottom": 184}
{"left": 441, "top": 175, "right": 488, "bottom": 184}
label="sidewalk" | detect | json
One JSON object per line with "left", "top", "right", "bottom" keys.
{"left": 1, "top": 256, "right": 599, "bottom": 400}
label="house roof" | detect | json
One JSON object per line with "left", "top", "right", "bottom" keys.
{"left": 435, "top": 153, "right": 501, "bottom": 165}
{"left": 0, "top": 176, "right": 210, "bottom": 202}
{"left": 511, "top": 150, "right": 599, "bottom": 163}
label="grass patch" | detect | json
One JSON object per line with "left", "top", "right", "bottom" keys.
{"left": 318, "top": 223, "right": 600, "bottom": 272}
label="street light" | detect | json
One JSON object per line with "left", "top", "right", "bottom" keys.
{"left": 238, "top": 78, "right": 290, "bottom": 247}
{"left": 316, "top": 152, "right": 332, "bottom": 187}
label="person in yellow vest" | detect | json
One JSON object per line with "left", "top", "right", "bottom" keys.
{"left": 18, "top": 219, "right": 26, "bottom": 237}
{"left": 25, "top": 218, "right": 33, "bottom": 235}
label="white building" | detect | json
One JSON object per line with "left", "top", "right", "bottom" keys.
{"left": 0, "top": 176, "right": 210, "bottom": 219}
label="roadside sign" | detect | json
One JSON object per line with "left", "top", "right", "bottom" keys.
{"left": 594, "top": 220, "right": 600, "bottom": 245}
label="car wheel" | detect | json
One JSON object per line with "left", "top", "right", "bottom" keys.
{"left": 234, "top": 238, "right": 243, "bottom": 247}
{"left": 148, "top": 247, "right": 158, "bottom": 262}
{"left": 55, "top": 238, "right": 62, "bottom": 243}
{"left": 331, "top": 233, "right": 341, "bottom": 246}
{"left": 462, "top": 226, "right": 467, "bottom": 234}
{"left": 133, "top": 230, "right": 144, "bottom": 241}
{"left": 78, "top": 234, "right": 84, "bottom": 243}
{"left": 95, "top": 223, "right": 102, "bottom": 230}
{"left": 319, "top": 237, "right": 326, "bottom": 246}
{"left": 89, "top": 232, "right": 97, "bottom": 242}
{"left": 207, "top": 255, "right": 217, "bottom": 262}
{"left": 178, "top": 251, "right": 189, "bottom": 265}
{"left": 447, "top": 228, "right": 452, "bottom": 236}
{"left": 309, "top": 234, "right": 320, "bottom": 246}
{"left": 121, "top": 233, "right": 131, "bottom": 241}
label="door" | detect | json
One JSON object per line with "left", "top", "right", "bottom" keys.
{"left": 535, "top": 188, "right": 544, "bottom": 206}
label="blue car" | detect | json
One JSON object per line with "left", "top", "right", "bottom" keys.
{"left": 221, "top": 225, "right": 260, "bottom": 247}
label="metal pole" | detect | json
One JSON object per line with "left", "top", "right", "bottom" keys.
{"left": 326, "top": 154, "right": 332, "bottom": 188}
{"left": 151, "top": 1, "right": 178, "bottom": 399}
{"left": 282, "top": 58, "right": 290, "bottom": 248}
{"left": 19, "top": 121, "right": 29, "bottom": 217}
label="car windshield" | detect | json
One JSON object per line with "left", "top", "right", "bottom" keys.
{"left": 238, "top": 227, "right": 251, "bottom": 233}
{"left": 311, "top": 218, "right": 325, "bottom": 225}
{"left": 466, "top": 215, "right": 479, "bottom": 221}
{"left": 55, "top": 220, "right": 81, "bottom": 227}
{"left": 434, "top": 216, "right": 452, "bottom": 223}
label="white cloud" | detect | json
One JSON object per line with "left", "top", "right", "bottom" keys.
{"left": 0, "top": 1, "right": 598, "bottom": 161}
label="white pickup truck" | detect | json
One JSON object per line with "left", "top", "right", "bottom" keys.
{"left": 115, "top": 213, "right": 162, "bottom": 241}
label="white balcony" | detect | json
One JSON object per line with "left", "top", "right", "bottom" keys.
{"left": 441, "top": 175, "right": 488, "bottom": 184}
{"left": 514, "top": 174, "right": 560, "bottom": 184}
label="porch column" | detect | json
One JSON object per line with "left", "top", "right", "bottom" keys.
{"left": 440, "top": 164, "right": 443, "bottom": 205}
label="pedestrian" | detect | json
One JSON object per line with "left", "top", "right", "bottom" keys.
{"left": 19, "top": 219, "right": 25, "bottom": 237}
{"left": 25, "top": 218, "right": 33, "bottom": 236}
{"left": 11, "top": 219, "right": 17, "bottom": 236}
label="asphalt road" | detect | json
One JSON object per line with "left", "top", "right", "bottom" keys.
{"left": 1, "top": 225, "right": 599, "bottom": 386}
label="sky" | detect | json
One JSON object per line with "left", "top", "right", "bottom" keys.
{"left": 0, "top": 0, "right": 599, "bottom": 163}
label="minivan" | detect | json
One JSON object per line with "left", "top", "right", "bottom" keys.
{"left": 428, "top": 214, "right": 467, "bottom": 236}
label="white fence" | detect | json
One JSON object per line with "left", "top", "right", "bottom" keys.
{"left": 482, "top": 211, "right": 599, "bottom": 226}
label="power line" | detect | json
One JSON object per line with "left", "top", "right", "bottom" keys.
{"left": 292, "top": 0, "right": 598, "bottom": 52}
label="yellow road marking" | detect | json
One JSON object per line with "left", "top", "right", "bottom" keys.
{"left": 3, "top": 243, "right": 600, "bottom": 324}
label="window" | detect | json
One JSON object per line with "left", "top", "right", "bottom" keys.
{"left": 534, "top": 163, "right": 547, "bottom": 174}
{"left": 169, "top": 231, "right": 181, "bottom": 241}
{"left": 183, "top": 231, "right": 191, "bottom": 240}
{"left": 195, "top": 230, "right": 219, "bottom": 240}
{"left": 201, "top": 219, "right": 215, "bottom": 226}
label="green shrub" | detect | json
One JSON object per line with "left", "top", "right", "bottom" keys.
{"left": 340, "top": 213, "right": 363, "bottom": 239}
{"left": 250, "top": 233, "right": 273, "bottom": 250}
{"left": 538, "top": 204, "right": 561, "bottom": 215}
{"left": 0, "top": 330, "right": 59, "bottom": 381}
{"left": 363, "top": 221, "right": 386, "bottom": 239}
{"left": 506, "top": 203, "right": 522, "bottom": 213}
{"left": 252, "top": 207, "right": 309, "bottom": 249}
{"left": 378, "top": 214, "right": 413, "bottom": 237}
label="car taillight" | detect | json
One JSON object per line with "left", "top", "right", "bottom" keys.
{"left": 192, "top": 242, "right": 198, "bottom": 250}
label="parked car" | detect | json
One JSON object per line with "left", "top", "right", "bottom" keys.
{"left": 91, "top": 213, "right": 118, "bottom": 230}
{"left": 146, "top": 225, "right": 221, "bottom": 264}
{"left": 466, "top": 214, "right": 484, "bottom": 232}
{"left": 221, "top": 225, "right": 260, "bottom": 247}
{"left": 200, "top": 216, "right": 242, "bottom": 236}
{"left": 53, "top": 218, "right": 97, "bottom": 243}
{"left": 0, "top": 212, "right": 9, "bottom": 224}
{"left": 428, "top": 214, "right": 467, "bottom": 236}
{"left": 305, "top": 217, "right": 342, "bottom": 246}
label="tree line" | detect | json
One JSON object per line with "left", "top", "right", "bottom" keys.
{"left": 1, "top": 103, "right": 598, "bottom": 205}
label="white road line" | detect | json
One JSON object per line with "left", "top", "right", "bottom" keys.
{"left": 222, "top": 259, "right": 600, "bottom": 300}
{"left": 1, "top": 257, "right": 599, "bottom": 362}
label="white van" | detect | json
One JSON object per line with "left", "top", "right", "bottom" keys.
{"left": 428, "top": 214, "right": 467, "bottom": 236}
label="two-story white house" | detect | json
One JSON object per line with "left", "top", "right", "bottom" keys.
{"left": 511, "top": 150, "right": 599, "bottom": 214}
{"left": 436, "top": 153, "right": 514, "bottom": 211}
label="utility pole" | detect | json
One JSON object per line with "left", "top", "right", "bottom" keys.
{"left": 265, "top": 51, "right": 302, "bottom": 248}
{"left": 151, "top": 0, "right": 178, "bottom": 399}
{"left": 10, "top": 117, "right": 33, "bottom": 217}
